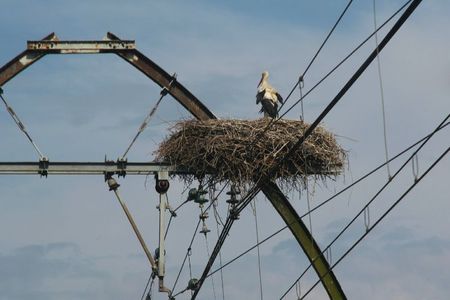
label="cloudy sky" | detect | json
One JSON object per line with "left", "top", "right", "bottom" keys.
{"left": 0, "top": 0, "right": 449, "bottom": 299}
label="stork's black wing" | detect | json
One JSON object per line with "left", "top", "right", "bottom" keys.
{"left": 256, "top": 90, "right": 265, "bottom": 104}
{"left": 276, "top": 92, "right": 284, "bottom": 104}
{"left": 260, "top": 98, "right": 278, "bottom": 118}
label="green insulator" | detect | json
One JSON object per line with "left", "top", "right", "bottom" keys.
{"left": 194, "top": 194, "right": 209, "bottom": 204}
{"left": 187, "top": 278, "right": 199, "bottom": 290}
{"left": 198, "top": 188, "right": 208, "bottom": 195}
{"left": 187, "top": 188, "right": 198, "bottom": 201}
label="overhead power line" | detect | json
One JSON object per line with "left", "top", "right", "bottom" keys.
{"left": 206, "top": 120, "right": 449, "bottom": 279}
{"left": 297, "top": 146, "right": 448, "bottom": 299}
{"left": 281, "top": 0, "right": 354, "bottom": 108}
{"left": 248, "top": 0, "right": 413, "bottom": 156}
{"left": 191, "top": 1, "right": 420, "bottom": 297}
{"left": 281, "top": 111, "right": 447, "bottom": 299}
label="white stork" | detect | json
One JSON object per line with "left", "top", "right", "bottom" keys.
{"left": 256, "top": 71, "right": 283, "bottom": 118}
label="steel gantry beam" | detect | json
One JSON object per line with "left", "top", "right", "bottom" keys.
{"left": 262, "top": 182, "right": 346, "bottom": 299}
{"left": 0, "top": 33, "right": 58, "bottom": 86}
{"left": 0, "top": 161, "right": 184, "bottom": 176}
{"left": 0, "top": 32, "right": 216, "bottom": 120}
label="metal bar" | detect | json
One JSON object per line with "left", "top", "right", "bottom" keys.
{"left": 261, "top": 182, "right": 346, "bottom": 300}
{"left": 0, "top": 161, "right": 338, "bottom": 176}
{"left": 27, "top": 40, "right": 135, "bottom": 53}
{"left": 0, "top": 161, "right": 183, "bottom": 175}
{"left": 159, "top": 192, "right": 168, "bottom": 276}
{"left": 105, "top": 32, "right": 216, "bottom": 121}
{"left": 0, "top": 33, "right": 58, "bottom": 86}
{"left": 107, "top": 178, "right": 157, "bottom": 271}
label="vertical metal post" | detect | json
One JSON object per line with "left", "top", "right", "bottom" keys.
{"left": 158, "top": 192, "right": 168, "bottom": 277}
{"left": 155, "top": 171, "right": 172, "bottom": 295}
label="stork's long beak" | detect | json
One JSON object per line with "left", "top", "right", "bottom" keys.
{"left": 257, "top": 75, "right": 263, "bottom": 88}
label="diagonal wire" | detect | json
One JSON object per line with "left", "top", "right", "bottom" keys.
{"left": 281, "top": 111, "right": 447, "bottom": 299}
{"left": 297, "top": 146, "right": 449, "bottom": 299}
{"left": 0, "top": 89, "right": 45, "bottom": 159}
{"left": 192, "top": 2, "right": 420, "bottom": 296}
{"left": 243, "top": 0, "right": 412, "bottom": 164}
{"left": 121, "top": 91, "right": 167, "bottom": 159}
{"left": 279, "top": 0, "right": 413, "bottom": 120}
{"left": 280, "top": 0, "right": 354, "bottom": 110}
{"left": 121, "top": 74, "right": 176, "bottom": 159}
{"left": 206, "top": 121, "right": 449, "bottom": 279}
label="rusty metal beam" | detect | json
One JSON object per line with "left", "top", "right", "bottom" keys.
{"left": 261, "top": 182, "right": 347, "bottom": 299}
{"left": 105, "top": 32, "right": 216, "bottom": 120}
{"left": 0, "top": 33, "right": 58, "bottom": 86}
{"left": 27, "top": 40, "right": 135, "bottom": 53}
{"left": 0, "top": 32, "right": 216, "bottom": 120}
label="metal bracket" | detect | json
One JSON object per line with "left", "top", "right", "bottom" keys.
{"left": 38, "top": 157, "right": 49, "bottom": 177}
{"left": 117, "top": 158, "right": 127, "bottom": 178}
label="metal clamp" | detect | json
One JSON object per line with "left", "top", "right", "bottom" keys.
{"left": 160, "top": 73, "right": 177, "bottom": 97}
{"left": 117, "top": 158, "right": 127, "bottom": 178}
{"left": 38, "top": 157, "right": 49, "bottom": 177}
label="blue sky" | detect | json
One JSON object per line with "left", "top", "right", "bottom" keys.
{"left": 1, "top": 0, "right": 449, "bottom": 299}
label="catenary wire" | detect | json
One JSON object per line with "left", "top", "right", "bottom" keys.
{"left": 280, "top": 0, "right": 354, "bottom": 110}
{"left": 373, "top": 0, "right": 392, "bottom": 178}
{"left": 192, "top": 2, "right": 416, "bottom": 295}
{"left": 296, "top": 146, "right": 448, "bottom": 299}
{"left": 206, "top": 120, "right": 449, "bottom": 279}
{"left": 243, "top": 0, "right": 412, "bottom": 161}
{"left": 171, "top": 183, "right": 229, "bottom": 295}
{"left": 279, "top": 0, "right": 413, "bottom": 119}
{"left": 281, "top": 109, "right": 445, "bottom": 299}
{"left": 251, "top": 199, "right": 264, "bottom": 300}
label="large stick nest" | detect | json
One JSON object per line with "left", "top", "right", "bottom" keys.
{"left": 155, "top": 119, "right": 346, "bottom": 190}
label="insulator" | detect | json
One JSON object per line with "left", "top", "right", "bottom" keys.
{"left": 194, "top": 194, "right": 209, "bottom": 205}
{"left": 200, "top": 223, "right": 210, "bottom": 235}
{"left": 199, "top": 212, "right": 209, "bottom": 220}
{"left": 226, "top": 185, "right": 241, "bottom": 196}
{"left": 107, "top": 178, "right": 120, "bottom": 191}
{"left": 187, "top": 188, "right": 198, "bottom": 201}
{"left": 229, "top": 208, "right": 240, "bottom": 220}
{"left": 187, "top": 278, "right": 199, "bottom": 290}
{"left": 226, "top": 197, "right": 239, "bottom": 205}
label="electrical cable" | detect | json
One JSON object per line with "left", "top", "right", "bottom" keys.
{"left": 192, "top": 2, "right": 421, "bottom": 295}
{"left": 204, "top": 235, "right": 218, "bottom": 300}
{"left": 164, "top": 199, "right": 190, "bottom": 240}
{"left": 251, "top": 200, "right": 264, "bottom": 300}
{"left": 281, "top": 110, "right": 446, "bottom": 299}
{"left": 373, "top": 0, "right": 392, "bottom": 178}
{"left": 251, "top": 0, "right": 412, "bottom": 150}
{"left": 280, "top": 0, "right": 354, "bottom": 110}
{"left": 140, "top": 274, "right": 153, "bottom": 300}
{"left": 215, "top": 213, "right": 226, "bottom": 300}
{"left": 0, "top": 89, "right": 45, "bottom": 159}
{"left": 122, "top": 75, "right": 176, "bottom": 159}
{"left": 206, "top": 120, "right": 449, "bottom": 279}
{"left": 171, "top": 183, "right": 229, "bottom": 295}
{"left": 279, "top": 0, "right": 413, "bottom": 120}
{"left": 296, "top": 146, "right": 448, "bottom": 300}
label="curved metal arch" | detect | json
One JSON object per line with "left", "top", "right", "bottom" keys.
{"left": 0, "top": 33, "right": 345, "bottom": 299}
{"left": 0, "top": 32, "right": 215, "bottom": 120}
